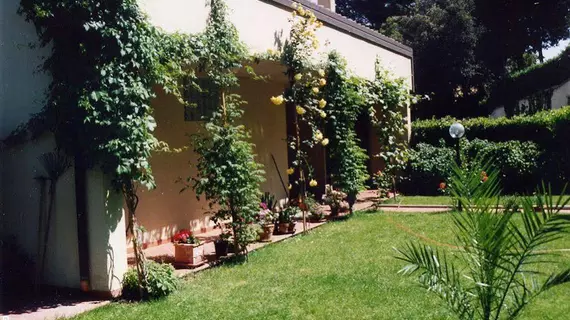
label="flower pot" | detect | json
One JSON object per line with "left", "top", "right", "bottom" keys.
{"left": 214, "top": 240, "right": 229, "bottom": 258}
{"left": 278, "top": 222, "right": 289, "bottom": 234}
{"left": 259, "top": 224, "right": 274, "bottom": 242}
{"left": 174, "top": 243, "right": 204, "bottom": 266}
{"left": 288, "top": 221, "right": 296, "bottom": 233}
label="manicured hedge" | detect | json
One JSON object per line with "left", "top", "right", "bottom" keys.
{"left": 408, "top": 107, "right": 570, "bottom": 194}
{"left": 412, "top": 106, "right": 570, "bottom": 146}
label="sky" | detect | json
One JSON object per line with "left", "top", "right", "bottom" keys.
{"left": 543, "top": 39, "right": 570, "bottom": 60}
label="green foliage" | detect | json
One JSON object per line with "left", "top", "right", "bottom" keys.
{"left": 18, "top": 0, "right": 197, "bottom": 190}
{"left": 412, "top": 107, "right": 570, "bottom": 146}
{"left": 122, "top": 261, "right": 179, "bottom": 301}
{"left": 323, "top": 52, "right": 369, "bottom": 207}
{"left": 397, "top": 161, "right": 570, "bottom": 320}
{"left": 402, "top": 139, "right": 542, "bottom": 195}
{"left": 367, "top": 62, "right": 416, "bottom": 187}
{"left": 189, "top": 0, "right": 264, "bottom": 255}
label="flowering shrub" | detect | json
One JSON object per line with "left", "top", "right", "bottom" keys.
{"left": 271, "top": 4, "right": 327, "bottom": 230}
{"left": 173, "top": 229, "right": 201, "bottom": 245}
{"left": 257, "top": 203, "right": 276, "bottom": 225}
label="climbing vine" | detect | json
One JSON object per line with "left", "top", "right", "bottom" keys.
{"left": 18, "top": 0, "right": 198, "bottom": 299}
{"left": 188, "top": 0, "right": 264, "bottom": 256}
{"left": 271, "top": 4, "right": 327, "bottom": 230}
{"left": 368, "top": 61, "right": 418, "bottom": 194}
{"left": 323, "top": 52, "right": 369, "bottom": 212}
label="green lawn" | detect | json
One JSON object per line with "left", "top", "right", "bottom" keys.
{"left": 380, "top": 195, "right": 567, "bottom": 206}
{"left": 76, "top": 212, "right": 570, "bottom": 320}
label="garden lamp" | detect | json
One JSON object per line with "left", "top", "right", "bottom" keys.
{"left": 449, "top": 122, "right": 465, "bottom": 211}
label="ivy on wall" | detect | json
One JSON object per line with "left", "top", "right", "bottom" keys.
{"left": 18, "top": 0, "right": 198, "bottom": 299}
{"left": 323, "top": 51, "right": 369, "bottom": 211}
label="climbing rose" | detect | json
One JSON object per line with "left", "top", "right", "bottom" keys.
{"left": 312, "top": 87, "right": 319, "bottom": 94}
{"left": 318, "top": 99, "right": 327, "bottom": 108}
{"left": 270, "top": 95, "right": 284, "bottom": 105}
{"left": 321, "top": 138, "right": 329, "bottom": 146}
{"left": 296, "top": 106, "right": 306, "bottom": 115}
{"left": 320, "top": 111, "right": 327, "bottom": 118}
{"left": 287, "top": 167, "right": 295, "bottom": 175}
{"left": 319, "top": 78, "right": 326, "bottom": 86}
{"left": 309, "top": 179, "right": 318, "bottom": 187}
{"left": 294, "top": 73, "right": 303, "bottom": 81}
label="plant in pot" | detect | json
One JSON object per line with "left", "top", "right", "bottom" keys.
{"left": 278, "top": 208, "right": 291, "bottom": 234}
{"left": 286, "top": 205, "right": 300, "bottom": 233}
{"left": 172, "top": 229, "right": 204, "bottom": 267}
{"left": 322, "top": 185, "right": 347, "bottom": 218}
{"left": 209, "top": 215, "right": 232, "bottom": 258}
{"left": 305, "top": 194, "right": 324, "bottom": 222}
{"left": 257, "top": 203, "right": 276, "bottom": 242}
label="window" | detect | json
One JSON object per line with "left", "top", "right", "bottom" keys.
{"left": 184, "top": 78, "right": 220, "bottom": 121}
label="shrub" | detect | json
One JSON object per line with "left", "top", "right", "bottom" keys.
{"left": 122, "top": 261, "right": 179, "bottom": 301}
{"left": 401, "top": 139, "right": 542, "bottom": 195}
{"left": 412, "top": 106, "right": 570, "bottom": 146}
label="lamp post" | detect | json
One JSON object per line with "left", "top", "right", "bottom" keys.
{"left": 449, "top": 122, "right": 465, "bottom": 211}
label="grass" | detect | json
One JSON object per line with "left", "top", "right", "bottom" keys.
{"left": 380, "top": 195, "right": 567, "bottom": 206}
{"left": 75, "top": 212, "right": 570, "bottom": 320}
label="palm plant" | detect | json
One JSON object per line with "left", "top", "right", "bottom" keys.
{"left": 396, "top": 160, "right": 570, "bottom": 320}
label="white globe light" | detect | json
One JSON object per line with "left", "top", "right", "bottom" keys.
{"left": 449, "top": 122, "right": 465, "bottom": 139}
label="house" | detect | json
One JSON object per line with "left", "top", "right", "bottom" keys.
{"left": 0, "top": 0, "right": 413, "bottom": 297}
{"left": 489, "top": 46, "right": 570, "bottom": 118}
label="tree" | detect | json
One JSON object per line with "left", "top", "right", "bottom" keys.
{"left": 382, "top": 0, "right": 484, "bottom": 118}
{"left": 336, "top": 0, "right": 413, "bottom": 28}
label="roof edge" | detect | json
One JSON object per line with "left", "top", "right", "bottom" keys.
{"left": 262, "top": 0, "right": 413, "bottom": 58}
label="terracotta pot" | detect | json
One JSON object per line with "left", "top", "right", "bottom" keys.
{"left": 288, "top": 221, "right": 296, "bottom": 233}
{"left": 174, "top": 243, "right": 204, "bottom": 265}
{"left": 214, "top": 240, "right": 229, "bottom": 258}
{"left": 278, "top": 222, "right": 289, "bottom": 234}
{"left": 259, "top": 224, "right": 274, "bottom": 242}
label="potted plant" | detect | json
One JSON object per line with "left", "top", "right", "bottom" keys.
{"left": 287, "top": 206, "right": 300, "bottom": 233}
{"left": 305, "top": 195, "right": 324, "bottom": 222}
{"left": 277, "top": 209, "right": 291, "bottom": 234}
{"left": 323, "top": 185, "right": 347, "bottom": 217}
{"left": 257, "top": 202, "right": 275, "bottom": 242}
{"left": 173, "top": 229, "right": 204, "bottom": 267}
{"left": 214, "top": 230, "right": 231, "bottom": 258}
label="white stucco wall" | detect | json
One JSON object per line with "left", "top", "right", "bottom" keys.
{"left": 139, "top": 0, "right": 412, "bottom": 83}
{"left": 551, "top": 80, "right": 570, "bottom": 109}
{"left": 1, "top": 134, "right": 80, "bottom": 289}
{"left": 1, "top": 0, "right": 127, "bottom": 293}
{"left": 0, "top": 0, "right": 51, "bottom": 138}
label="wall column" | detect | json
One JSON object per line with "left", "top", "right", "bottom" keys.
{"left": 86, "top": 170, "right": 128, "bottom": 297}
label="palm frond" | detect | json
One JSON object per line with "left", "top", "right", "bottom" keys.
{"left": 396, "top": 243, "right": 475, "bottom": 319}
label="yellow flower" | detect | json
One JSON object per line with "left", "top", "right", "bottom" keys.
{"left": 309, "top": 179, "right": 318, "bottom": 187}
{"left": 319, "top": 78, "right": 327, "bottom": 86}
{"left": 320, "top": 111, "right": 327, "bottom": 118}
{"left": 294, "top": 73, "right": 303, "bottom": 81}
{"left": 297, "top": 7, "right": 305, "bottom": 16}
{"left": 287, "top": 167, "right": 295, "bottom": 175}
{"left": 312, "top": 87, "right": 319, "bottom": 94}
{"left": 318, "top": 69, "right": 325, "bottom": 77}
{"left": 321, "top": 138, "right": 329, "bottom": 146}
{"left": 292, "top": 2, "right": 298, "bottom": 9}
{"left": 316, "top": 21, "right": 323, "bottom": 28}
{"left": 296, "top": 106, "right": 306, "bottom": 115}
{"left": 315, "top": 130, "right": 323, "bottom": 141}
{"left": 318, "top": 99, "right": 327, "bottom": 108}
{"left": 270, "top": 95, "right": 284, "bottom": 105}
{"left": 312, "top": 41, "right": 319, "bottom": 49}
{"left": 288, "top": 184, "right": 292, "bottom": 190}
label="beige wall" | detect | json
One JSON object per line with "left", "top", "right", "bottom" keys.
{"left": 139, "top": 0, "right": 412, "bottom": 83}
{"left": 135, "top": 76, "right": 288, "bottom": 244}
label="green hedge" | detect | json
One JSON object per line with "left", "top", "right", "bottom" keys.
{"left": 409, "top": 107, "right": 570, "bottom": 194}
{"left": 412, "top": 106, "right": 570, "bottom": 146}
{"left": 401, "top": 139, "right": 542, "bottom": 195}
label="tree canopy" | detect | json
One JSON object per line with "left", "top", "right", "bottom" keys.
{"left": 339, "top": 0, "right": 570, "bottom": 118}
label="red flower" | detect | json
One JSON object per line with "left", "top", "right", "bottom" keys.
{"left": 439, "top": 182, "right": 446, "bottom": 190}
{"left": 482, "top": 176, "right": 488, "bottom": 183}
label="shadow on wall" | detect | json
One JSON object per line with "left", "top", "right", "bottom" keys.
{"left": 0, "top": 0, "right": 51, "bottom": 138}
